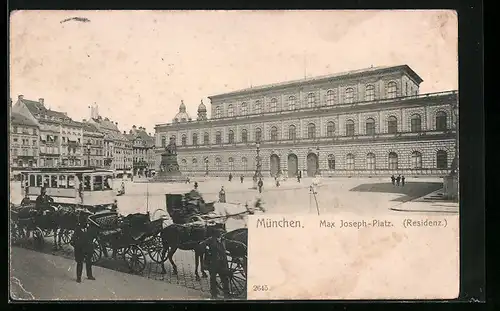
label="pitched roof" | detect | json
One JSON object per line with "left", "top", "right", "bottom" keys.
{"left": 23, "top": 99, "right": 68, "bottom": 119}
{"left": 10, "top": 112, "right": 38, "bottom": 127}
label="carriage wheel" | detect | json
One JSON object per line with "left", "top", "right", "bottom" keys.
{"left": 91, "top": 238, "right": 102, "bottom": 264}
{"left": 60, "top": 230, "right": 73, "bottom": 245}
{"left": 123, "top": 245, "right": 146, "bottom": 273}
{"left": 217, "top": 256, "right": 247, "bottom": 298}
{"left": 33, "top": 228, "right": 45, "bottom": 249}
{"left": 147, "top": 235, "right": 166, "bottom": 263}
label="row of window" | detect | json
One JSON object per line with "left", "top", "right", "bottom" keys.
{"left": 12, "top": 138, "right": 37, "bottom": 146}
{"left": 214, "top": 82, "right": 415, "bottom": 118}
{"left": 11, "top": 127, "right": 38, "bottom": 135}
{"left": 163, "top": 112, "right": 450, "bottom": 146}
{"left": 178, "top": 150, "right": 449, "bottom": 171}
{"left": 11, "top": 148, "right": 38, "bottom": 156}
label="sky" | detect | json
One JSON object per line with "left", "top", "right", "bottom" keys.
{"left": 10, "top": 10, "right": 458, "bottom": 134}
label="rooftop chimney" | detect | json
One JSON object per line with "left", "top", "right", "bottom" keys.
{"left": 123, "top": 131, "right": 126, "bottom": 134}
{"left": 133, "top": 125, "right": 136, "bottom": 129}
{"left": 83, "top": 118, "right": 86, "bottom": 122}
{"left": 39, "top": 98, "right": 44, "bottom": 105}
{"left": 18, "top": 95, "right": 24, "bottom": 101}
{"left": 115, "top": 122, "right": 118, "bottom": 125}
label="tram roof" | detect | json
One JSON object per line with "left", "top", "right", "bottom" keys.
{"left": 20, "top": 167, "right": 114, "bottom": 174}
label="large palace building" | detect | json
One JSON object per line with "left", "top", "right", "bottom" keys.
{"left": 154, "top": 65, "right": 458, "bottom": 178}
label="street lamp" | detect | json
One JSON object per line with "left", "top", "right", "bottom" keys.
{"left": 316, "top": 145, "right": 320, "bottom": 176}
{"left": 205, "top": 158, "right": 209, "bottom": 176}
{"left": 86, "top": 141, "right": 92, "bottom": 167}
{"left": 253, "top": 141, "right": 263, "bottom": 188}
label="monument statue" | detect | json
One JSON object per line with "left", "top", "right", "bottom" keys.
{"left": 152, "top": 136, "right": 187, "bottom": 183}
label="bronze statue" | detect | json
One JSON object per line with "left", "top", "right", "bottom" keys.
{"left": 165, "top": 136, "right": 177, "bottom": 155}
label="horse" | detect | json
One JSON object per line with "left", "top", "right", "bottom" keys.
{"left": 159, "top": 199, "right": 265, "bottom": 280}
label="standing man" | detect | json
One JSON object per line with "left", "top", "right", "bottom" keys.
{"left": 200, "top": 226, "right": 230, "bottom": 299}
{"left": 219, "top": 186, "right": 226, "bottom": 203}
{"left": 20, "top": 190, "right": 31, "bottom": 206}
{"left": 401, "top": 175, "right": 406, "bottom": 187}
{"left": 194, "top": 181, "right": 199, "bottom": 190}
{"left": 240, "top": 175, "right": 244, "bottom": 184}
{"left": 70, "top": 214, "right": 95, "bottom": 283}
{"left": 228, "top": 173, "right": 233, "bottom": 182}
{"left": 391, "top": 175, "right": 395, "bottom": 186}
{"left": 257, "top": 178, "right": 264, "bottom": 194}
{"left": 396, "top": 175, "right": 401, "bottom": 187}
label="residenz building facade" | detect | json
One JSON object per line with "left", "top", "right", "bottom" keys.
{"left": 154, "top": 65, "right": 458, "bottom": 178}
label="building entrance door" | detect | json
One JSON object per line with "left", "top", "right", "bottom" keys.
{"left": 287, "top": 154, "right": 298, "bottom": 178}
{"left": 270, "top": 154, "right": 280, "bottom": 177}
{"left": 307, "top": 153, "right": 318, "bottom": 177}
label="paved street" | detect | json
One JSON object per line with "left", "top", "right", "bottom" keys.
{"left": 9, "top": 177, "right": 454, "bottom": 300}
{"left": 10, "top": 246, "right": 209, "bottom": 300}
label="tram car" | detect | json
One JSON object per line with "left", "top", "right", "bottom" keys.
{"left": 21, "top": 167, "right": 116, "bottom": 212}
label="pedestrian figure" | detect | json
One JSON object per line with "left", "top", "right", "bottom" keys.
{"left": 199, "top": 226, "right": 231, "bottom": 299}
{"left": 70, "top": 214, "right": 95, "bottom": 283}
{"left": 240, "top": 175, "right": 244, "bottom": 183}
{"left": 228, "top": 173, "right": 233, "bottom": 182}
{"left": 35, "top": 187, "right": 55, "bottom": 214}
{"left": 194, "top": 181, "right": 199, "bottom": 190}
{"left": 396, "top": 175, "right": 401, "bottom": 187}
{"left": 391, "top": 175, "right": 395, "bottom": 186}
{"left": 110, "top": 199, "right": 119, "bottom": 213}
{"left": 219, "top": 186, "right": 226, "bottom": 203}
{"left": 186, "top": 176, "right": 190, "bottom": 184}
{"left": 20, "top": 191, "right": 31, "bottom": 206}
{"left": 257, "top": 178, "right": 263, "bottom": 194}
{"left": 401, "top": 175, "right": 405, "bottom": 187}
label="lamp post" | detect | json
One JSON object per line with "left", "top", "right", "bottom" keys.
{"left": 253, "top": 141, "right": 263, "bottom": 188}
{"left": 86, "top": 141, "right": 92, "bottom": 167}
{"left": 316, "top": 145, "right": 320, "bottom": 176}
{"left": 205, "top": 158, "right": 209, "bottom": 176}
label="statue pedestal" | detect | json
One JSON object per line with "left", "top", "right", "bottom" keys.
{"left": 443, "top": 175, "right": 459, "bottom": 201}
{"left": 151, "top": 152, "right": 188, "bottom": 183}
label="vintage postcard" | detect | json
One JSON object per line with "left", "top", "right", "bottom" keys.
{"left": 9, "top": 10, "right": 459, "bottom": 301}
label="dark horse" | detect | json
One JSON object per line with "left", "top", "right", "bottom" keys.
{"left": 159, "top": 221, "right": 225, "bottom": 280}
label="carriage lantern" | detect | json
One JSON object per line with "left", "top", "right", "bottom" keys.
{"left": 86, "top": 141, "right": 92, "bottom": 167}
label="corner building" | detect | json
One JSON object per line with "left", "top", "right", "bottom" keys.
{"left": 155, "top": 65, "right": 458, "bottom": 178}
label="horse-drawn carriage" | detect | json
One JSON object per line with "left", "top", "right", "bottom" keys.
{"left": 87, "top": 210, "right": 165, "bottom": 273}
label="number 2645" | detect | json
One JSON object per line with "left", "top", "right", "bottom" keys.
{"left": 252, "top": 285, "right": 269, "bottom": 291}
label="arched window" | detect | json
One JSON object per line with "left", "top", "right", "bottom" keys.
{"left": 346, "top": 119, "right": 355, "bottom": 136}
{"left": 326, "top": 90, "right": 335, "bottom": 105}
{"left": 436, "top": 111, "right": 447, "bottom": 131}
{"left": 215, "top": 158, "right": 222, "bottom": 171}
{"left": 180, "top": 159, "right": 187, "bottom": 171}
{"left": 270, "top": 98, "right": 278, "bottom": 112}
{"left": 366, "top": 153, "right": 376, "bottom": 170}
{"left": 215, "top": 106, "right": 222, "bottom": 118}
{"left": 307, "top": 93, "right": 316, "bottom": 108}
{"left": 365, "top": 118, "right": 376, "bottom": 136}
{"left": 288, "top": 96, "right": 296, "bottom": 110}
{"left": 411, "top": 114, "right": 422, "bottom": 132}
{"left": 388, "top": 152, "right": 398, "bottom": 170}
{"left": 192, "top": 133, "right": 198, "bottom": 146}
{"left": 307, "top": 123, "right": 316, "bottom": 139}
{"left": 203, "top": 132, "right": 210, "bottom": 145}
{"left": 289, "top": 125, "right": 297, "bottom": 140}
{"left": 346, "top": 153, "right": 355, "bottom": 170}
{"left": 255, "top": 128, "right": 262, "bottom": 142}
{"left": 228, "top": 157, "right": 234, "bottom": 171}
{"left": 328, "top": 154, "right": 336, "bottom": 170}
{"left": 228, "top": 130, "right": 235, "bottom": 144}
{"left": 181, "top": 134, "right": 187, "bottom": 146}
{"left": 270, "top": 126, "right": 278, "bottom": 141}
{"left": 255, "top": 101, "right": 262, "bottom": 114}
{"left": 365, "top": 85, "right": 375, "bottom": 101}
{"left": 387, "top": 82, "right": 397, "bottom": 99}
{"left": 241, "top": 129, "right": 248, "bottom": 143}
{"left": 242, "top": 157, "right": 248, "bottom": 171}
{"left": 215, "top": 131, "right": 222, "bottom": 145}
{"left": 345, "top": 88, "right": 354, "bottom": 103}
{"left": 241, "top": 103, "right": 248, "bottom": 115}
{"left": 411, "top": 151, "right": 422, "bottom": 169}
{"left": 327, "top": 121, "right": 335, "bottom": 137}
{"left": 227, "top": 104, "right": 234, "bottom": 117}
{"left": 387, "top": 116, "right": 398, "bottom": 134}
{"left": 161, "top": 136, "right": 166, "bottom": 147}
{"left": 192, "top": 158, "right": 198, "bottom": 171}
{"left": 436, "top": 150, "right": 448, "bottom": 169}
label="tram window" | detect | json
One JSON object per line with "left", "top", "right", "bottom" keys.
{"left": 51, "top": 175, "right": 58, "bottom": 188}
{"left": 58, "top": 175, "right": 66, "bottom": 188}
{"left": 93, "top": 176, "right": 103, "bottom": 191}
{"left": 30, "top": 175, "right": 36, "bottom": 187}
{"left": 83, "top": 175, "right": 91, "bottom": 191}
{"left": 43, "top": 175, "right": 50, "bottom": 188}
{"left": 67, "top": 175, "right": 75, "bottom": 189}
{"left": 103, "top": 175, "right": 113, "bottom": 190}
{"left": 36, "top": 175, "right": 42, "bottom": 187}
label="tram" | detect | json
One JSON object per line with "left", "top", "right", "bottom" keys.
{"left": 21, "top": 167, "right": 116, "bottom": 210}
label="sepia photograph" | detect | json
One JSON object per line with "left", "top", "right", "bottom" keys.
{"left": 9, "top": 10, "right": 459, "bottom": 301}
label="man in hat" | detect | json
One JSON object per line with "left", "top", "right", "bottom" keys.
{"left": 35, "top": 187, "right": 55, "bottom": 214}
{"left": 200, "top": 225, "right": 230, "bottom": 299}
{"left": 70, "top": 213, "right": 95, "bottom": 283}
{"left": 20, "top": 191, "right": 31, "bottom": 207}
{"left": 219, "top": 186, "right": 226, "bottom": 203}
